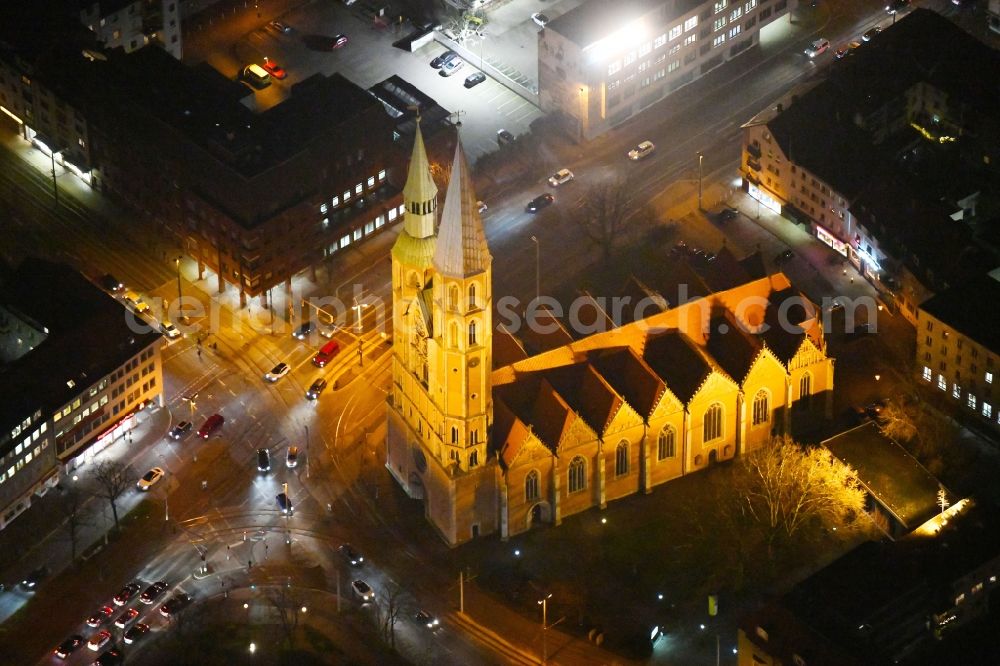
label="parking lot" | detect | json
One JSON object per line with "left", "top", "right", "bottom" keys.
{"left": 189, "top": 1, "right": 550, "bottom": 159}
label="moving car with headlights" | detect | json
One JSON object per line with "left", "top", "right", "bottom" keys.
{"left": 531, "top": 12, "right": 549, "bottom": 26}
{"left": 415, "top": 610, "right": 440, "bottom": 629}
{"left": 862, "top": 25, "right": 882, "bottom": 41}
{"left": 21, "top": 566, "right": 48, "bottom": 589}
{"left": 627, "top": 140, "right": 655, "bottom": 160}
{"left": 159, "top": 592, "right": 191, "bottom": 617}
{"left": 293, "top": 321, "right": 315, "bottom": 340}
{"left": 197, "top": 413, "right": 224, "bottom": 439}
{"left": 136, "top": 467, "right": 164, "bottom": 491}
{"left": 86, "top": 606, "right": 114, "bottom": 628}
{"left": 268, "top": 20, "right": 292, "bottom": 33}
{"left": 548, "top": 168, "right": 574, "bottom": 187}
{"left": 99, "top": 274, "right": 123, "bottom": 292}
{"left": 324, "top": 33, "right": 349, "bottom": 49}
{"left": 526, "top": 193, "right": 554, "bottom": 213}
{"left": 276, "top": 492, "right": 293, "bottom": 514}
{"left": 305, "top": 377, "right": 327, "bottom": 400}
{"left": 804, "top": 38, "right": 830, "bottom": 57}
{"left": 87, "top": 630, "right": 112, "bottom": 651}
{"left": 338, "top": 543, "right": 364, "bottom": 566}
{"left": 286, "top": 446, "right": 299, "bottom": 468}
{"left": 352, "top": 579, "right": 374, "bottom": 601}
{"left": 168, "top": 421, "right": 192, "bottom": 440}
{"left": 160, "top": 320, "right": 180, "bottom": 338}
{"left": 123, "top": 290, "right": 150, "bottom": 314}
{"left": 257, "top": 448, "right": 271, "bottom": 472}
{"left": 264, "top": 362, "right": 290, "bottom": 382}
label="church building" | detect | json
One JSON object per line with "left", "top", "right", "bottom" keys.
{"left": 386, "top": 128, "right": 835, "bottom": 547}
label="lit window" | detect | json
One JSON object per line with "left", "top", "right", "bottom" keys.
{"left": 397, "top": 204, "right": 405, "bottom": 215}
{"left": 322, "top": 218, "right": 329, "bottom": 226}
{"left": 657, "top": 426, "right": 676, "bottom": 460}
{"left": 639, "top": 42, "right": 651, "bottom": 56}
{"left": 568, "top": 457, "right": 586, "bottom": 492}
{"left": 364, "top": 221, "right": 374, "bottom": 234}
{"left": 367, "top": 176, "right": 375, "bottom": 188}
{"left": 968, "top": 394, "right": 977, "bottom": 410}
{"left": 730, "top": 6, "right": 743, "bottom": 20}
{"left": 714, "top": 0, "right": 728, "bottom": 13}
{"left": 668, "top": 60, "right": 680, "bottom": 73}
{"left": 728, "top": 25, "right": 741, "bottom": 38}
{"left": 983, "top": 403, "right": 993, "bottom": 419}
{"left": 340, "top": 234, "right": 350, "bottom": 248}
{"left": 752, "top": 390, "right": 769, "bottom": 425}
{"left": 388, "top": 208, "right": 397, "bottom": 221}
{"left": 953, "top": 383, "right": 961, "bottom": 399}
{"left": 685, "top": 16, "right": 698, "bottom": 31}
{"left": 704, "top": 404, "right": 723, "bottom": 441}
{"left": 320, "top": 203, "right": 328, "bottom": 214}
{"left": 15, "top": 443, "right": 22, "bottom": 455}
{"left": 343, "top": 190, "right": 351, "bottom": 201}
{"left": 615, "top": 441, "right": 629, "bottom": 476}
{"left": 713, "top": 17, "right": 727, "bottom": 31}
{"left": 712, "top": 34, "right": 726, "bottom": 47}
{"left": 378, "top": 169, "right": 386, "bottom": 180}
{"left": 922, "top": 367, "right": 932, "bottom": 381}
{"left": 987, "top": 372, "right": 993, "bottom": 384}
{"left": 655, "top": 33, "right": 668, "bottom": 48}
{"left": 684, "top": 34, "right": 696, "bottom": 46}
{"left": 937, "top": 374, "right": 947, "bottom": 390}
{"left": 331, "top": 195, "right": 340, "bottom": 207}
{"left": 608, "top": 60, "right": 622, "bottom": 75}
{"left": 525, "top": 470, "right": 540, "bottom": 501}
{"left": 374, "top": 215, "right": 385, "bottom": 228}
{"left": 745, "top": 0, "right": 757, "bottom": 9}
{"left": 669, "top": 25, "right": 682, "bottom": 40}
{"left": 355, "top": 183, "right": 362, "bottom": 195}
{"left": 353, "top": 228, "right": 362, "bottom": 241}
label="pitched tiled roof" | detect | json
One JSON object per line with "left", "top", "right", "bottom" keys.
{"left": 493, "top": 324, "right": 529, "bottom": 369}
{"left": 542, "top": 362, "right": 623, "bottom": 437}
{"left": 519, "top": 306, "right": 574, "bottom": 356}
{"left": 589, "top": 347, "right": 668, "bottom": 419}
{"left": 571, "top": 291, "right": 617, "bottom": 337}
{"left": 616, "top": 276, "right": 667, "bottom": 325}
{"left": 496, "top": 376, "right": 573, "bottom": 453}
{"left": 493, "top": 399, "right": 532, "bottom": 470}
{"left": 642, "top": 329, "right": 712, "bottom": 404}
{"left": 707, "top": 312, "right": 763, "bottom": 386}
{"left": 759, "top": 289, "right": 808, "bottom": 364}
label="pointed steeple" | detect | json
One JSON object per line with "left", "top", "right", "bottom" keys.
{"left": 433, "top": 138, "right": 491, "bottom": 278}
{"left": 402, "top": 120, "right": 437, "bottom": 240}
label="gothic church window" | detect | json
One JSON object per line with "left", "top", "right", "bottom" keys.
{"left": 468, "top": 284, "right": 477, "bottom": 308}
{"left": 752, "top": 390, "right": 769, "bottom": 426}
{"left": 525, "top": 470, "right": 540, "bottom": 501}
{"left": 657, "top": 425, "right": 676, "bottom": 460}
{"left": 615, "top": 441, "right": 629, "bottom": 476}
{"left": 704, "top": 403, "right": 723, "bottom": 442}
{"left": 469, "top": 450, "right": 478, "bottom": 467}
{"left": 468, "top": 321, "right": 478, "bottom": 346}
{"left": 449, "top": 285, "right": 459, "bottom": 311}
{"left": 568, "top": 456, "right": 586, "bottom": 492}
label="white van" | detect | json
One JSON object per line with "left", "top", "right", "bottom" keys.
{"left": 804, "top": 39, "right": 830, "bottom": 58}
{"left": 243, "top": 64, "right": 271, "bottom": 89}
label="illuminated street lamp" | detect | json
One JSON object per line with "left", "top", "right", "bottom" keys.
{"left": 538, "top": 593, "right": 553, "bottom": 664}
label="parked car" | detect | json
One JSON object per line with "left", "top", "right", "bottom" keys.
{"left": 197, "top": 413, "right": 224, "bottom": 439}
{"left": 21, "top": 566, "right": 48, "bottom": 589}
{"left": 338, "top": 543, "right": 364, "bottom": 566}
{"left": 775, "top": 249, "right": 795, "bottom": 264}
{"left": 286, "top": 446, "right": 299, "bottom": 468}
{"left": 123, "top": 623, "right": 149, "bottom": 645}
{"left": 430, "top": 50, "right": 458, "bottom": 68}
{"left": 159, "top": 593, "right": 191, "bottom": 618}
{"left": 136, "top": 467, "right": 165, "bottom": 491}
{"left": 305, "top": 378, "right": 327, "bottom": 400}
{"left": 862, "top": 25, "right": 882, "bottom": 41}
{"left": 627, "top": 140, "right": 655, "bottom": 160}
{"left": 531, "top": 12, "right": 549, "bottom": 27}
{"left": 804, "top": 38, "right": 830, "bottom": 58}
{"left": 168, "top": 421, "right": 192, "bottom": 440}
{"left": 268, "top": 20, "right": 292, "bottom": 33}
{"left": 113, "top": 608, "right": 139, "bottom": 629}
{"left": 496, "top": 129, "right": 515, "bottom": 145}
{"left": 415, "top": 610, "right": 440, "bottom": 629}
{"left": 264, "top": 362, "right": 290, "bottom": 382}
{"left": 352, "top": 579, "right": 374, "bottom": 601}
{"left": 93, "top": 648, "right": 123, "bottom": 666}
{"left": 99, "top": 274, "right": 123, "bottom": 292}
{"left": 257, "top": 448, "right": 271, "bottom": 472}
{"left": 439, "top": 58, "right": 465, "bottom": 77}
{"left": 54, "top": 634, "right": 84, "bottom": 659}
{"left": 718, "top": 207, "right": 739, "bottom": 222}
{"left": 262, "top": 59, "right": 286, "bottom": 79}
{"left": 113, "top": 582, "right": 142, "bottom": 605}
{"left": 123, "top": 290, "right": 150, "bottom": 314}
{"left": 139, "top": 581, "right": 169, "bottom": 604}
{"left": 324, "top": 34, "right": 349, "bottom": 49}
{"left": 463, "top": 72, "right": 486, "bottom": 88}
{"left": 526, "top": 193, "right": 555, "bottom": 213}
{"left": 547, "top": 168, "right": 574, "bottom": 187}
{"left": 87, "top": 630, "right": 112, "bottom": 651}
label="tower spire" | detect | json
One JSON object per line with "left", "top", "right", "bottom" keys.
{"left": 402, "top": 119, "right": 438, "bottom": 240}
{"left": 433, "top": 138, "right": 491, "bottom": 278}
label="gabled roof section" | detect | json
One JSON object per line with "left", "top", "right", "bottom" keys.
{"left": 493, "top": 399, "right": 533, "bottom": 471}
{"left": 589, "top": 347, "right": 669, "bottom": 420}
{"left": 571, "top": 291, "right": 616, "bottom": 338}
{"left": 760, "top": 288, "right": 810, "bottom": 363}
{"left": 707, "top": 311, "right": 764, "bottom": 386}
{"left": 700, "top": 245, "right": 752, "bottom": 292}
{"left": 496, "top": 376, "right": 574, "bottom": 454}
{"left": 494, "top": 323, "right": 529, "bottom": 369}
{"left": 543, "top": 362, "right": 623, "bottom": 437}
{"left": 432, "top": 139, "right": 491, "bottom": 278}
{"left": 642, "top": 329, "right": 713, "bottom": 404}
{"left": 738, "top": 251, "right": 767, "bottom": 280}
{"left": 617, "top": 276, "right": 667, "bottom": 324}
{"left": 519, "top": 306, "right": 574, "bottom": 356}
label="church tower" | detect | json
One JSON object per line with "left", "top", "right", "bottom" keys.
{"left": 386, "top": 133, "right": 497, "bottom": 546}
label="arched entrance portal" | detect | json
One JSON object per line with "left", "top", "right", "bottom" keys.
{"left": 407, "top": 472, "right": 425, "bottom": 500}
{"left": 526, "top": 502, "right": 551, "bottom": 529}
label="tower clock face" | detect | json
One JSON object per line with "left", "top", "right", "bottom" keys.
{"left": 469, "top": 358, "right": 480, "bottom": 368}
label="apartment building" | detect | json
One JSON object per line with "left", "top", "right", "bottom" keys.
{"left": 0, "top": 259, "right": 163, "bottom": 530}
{"left": 539, "top": 0, "right": 794, "bottom": 140}
{"left": 79, "top": 0, "right": 183, "bottom": 59}
{"left": 917, "top": 273, "right": 1000, "bottom": 433}
{"left": 739, "top": 10, "right": 1000, "bottom": 323}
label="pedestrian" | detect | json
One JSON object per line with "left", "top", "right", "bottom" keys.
{"left": 197, "top": 348, "right": 201, "bottom": 358}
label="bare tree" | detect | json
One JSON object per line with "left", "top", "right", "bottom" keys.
{"left": 575, "top": 178, "right": 644, "bottom": 264}
{"left": 263, "top": 583, "right": 304, "bottom": 648}
{"left": 732, "top": 435, "right": 866, "bottom": 554}
{"left": 373, "top": 582, "right": 404, "bottom": 648}
{"left": 91, "top": 460, "right": 133, "bottom": 531}
{"left": 877, "top": 399, "right": 960, "bottom": 475}
{"left": 57, "top": 487, "right": 91, "bottom": 563}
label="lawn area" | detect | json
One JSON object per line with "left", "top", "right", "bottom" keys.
{"left": 467, "top": 461, "right": 871, "bottom": 657}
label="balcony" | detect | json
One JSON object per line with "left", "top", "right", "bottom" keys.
{"left": 746, "top": 142, "right": 762, "bottom": 159}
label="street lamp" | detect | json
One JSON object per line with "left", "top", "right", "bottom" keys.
{"left": 304, "top": 424, "right": 310, "bottom": 480}
{"left": 697, "top": 152, "right": 704, "bottom": 210}
{"left": 578, "top": 86, "right": 586, "bottom": 143}
{"left": 175, "top": 257, "right": 186, "bottom": 323}
{"left": 538, "top": 593, "right": 553, "bottom": 664}
{"left": 530, "top": 236, "right": 539, "bottom": 305}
